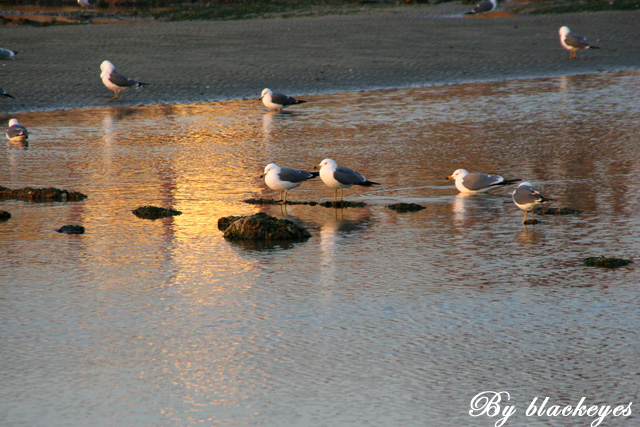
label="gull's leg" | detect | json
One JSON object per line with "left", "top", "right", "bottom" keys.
{"left": 282, "top": 190, "right": 287, "bottom": 204}
{"left": 523, "top": 210, "right": 528, "bottom": 224}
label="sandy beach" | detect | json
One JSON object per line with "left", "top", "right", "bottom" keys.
{"left": 1, "top": 3, "right": 639, "bottom": 115}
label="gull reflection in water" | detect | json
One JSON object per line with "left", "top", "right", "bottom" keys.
{"left": 451, "top": 192, "right": 508, "bottom": 228}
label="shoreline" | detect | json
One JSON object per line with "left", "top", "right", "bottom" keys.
{"left": 1, "top": 4, "right": 639, "bottom": 115}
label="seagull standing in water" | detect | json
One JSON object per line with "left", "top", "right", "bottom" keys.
{"left": 259, "top": 88, "right": 306, "bottom": 111}
{"left": 447, "top": 169, "right": 520, "bottom": 194}
{"left": 512, "top": 182, "right": 552, "bottom": 224}
{"left": 465, "top": 0, "right": 497, "bottom": 15}
{"left": 6, "top": 119, "right": 28, "bottom": 143}
{"left": 559, "top": 26, "right": 600, "bottom": 59}
{"left": 0, "top": 48, "right": 20, "bottom": 60}
{"left": 1, "top": 87, "right": 14, "bottom": 98}
{"left": 100, "top": 60, "right": 148, "bottom": 99}
{"left": 261, "top": 163, "right": 319, "bottom": 204}
{"left": 316, "top": 158, "right": 380, "bottom": 202}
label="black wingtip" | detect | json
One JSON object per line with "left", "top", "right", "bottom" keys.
{"left": 590, "top": 45, "right": 600, "bottom": 49}
{"left": 138, "top": 82, "right": 149, "bottom": 87}
{"left": 2, "top": 93, "right": 15, "bottom": 99}
{"left": 503, "top": 179, "right": 522, "bottom": 185}
{"left": 296, "top": 99, "right": 307, "bottom": 104}
{"left": 309, "top": 171, "right": 320, "bottom": 177}
{"left": 360, "top": 180, "right": 380, "bottom": 187}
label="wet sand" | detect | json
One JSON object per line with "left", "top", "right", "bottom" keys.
{"left": 1, "top": 3, "right": 639, "bottom": 115}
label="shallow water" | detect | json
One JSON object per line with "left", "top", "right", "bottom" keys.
{"left": 1, "top": 71, "right": 639, "bottom": 426}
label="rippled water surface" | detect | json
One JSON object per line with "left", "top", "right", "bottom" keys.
{"left": 2, "top": 72, "right": 639, "bottom": 426}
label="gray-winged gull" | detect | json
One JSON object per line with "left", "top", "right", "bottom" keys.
{"left": 1, "top": 87, "right": 14, "bottom": 98}
{"left": 512, "top": 182, "right": 552, "bottom": 223}
{"left": 6, "top": 119, "right": 28, "bottom": 143}
{"left": 0, "top": 48, "right": 20, "bottom": 60}
{"left": 261, "top": 163, "right": 319, "bottom": 204}
{"left": 559, "top": 26, "right": 599, "bottom": 59}
{"left": 316, "top": 158, "right": 380, "bottom": 202}
{"left": 100, "top": 60, "right": 148, "bottom": 99}
{"left": 447, "top": 169, "right": 520, "bottom": 193}
{"left": 260, "top": 88, "right": 306, "bottom": 111}
{"left": 465, "top": 0, "right": 496, "bottom": 15}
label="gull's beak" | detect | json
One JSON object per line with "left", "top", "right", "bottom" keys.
{"left": 313, "top": 165, "right": 320, "bottom": 170}
{"left": 446, "top": 175, "right": 454, "bottom": 180}
{"left": 260, "top": 173, "right": 266, "bottom": 178}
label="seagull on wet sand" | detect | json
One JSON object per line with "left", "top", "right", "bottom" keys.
{"left": 261, "top": 163, "right": 319, "bottom": 204}
{"left": 100, "top": 60, "right": 148, "bottom": 99}
{"left": 6, "top": 118, "right": 28, "bottom": 143}
{"left": 447, "top": 169, "right": 521, "bottom": 194}
{"left": 465, "top": 0, "right": 497, "bottom": 15}
{"left": 0, "top": 48, "right": 20, "bottom": 60}
{"left": 259, "top": 88, "right": 306, "bottom": 111}
{"left": 512, "top": 181, "right": 552, "bottom": 224}
{"left": 559, "top": 26, "right": 600, "bottom": 59}
{"left": 316, "top": 158, "right": 380, "bottom": 202}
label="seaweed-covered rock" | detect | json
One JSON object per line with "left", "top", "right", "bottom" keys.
{"left": 222, "top": 212, "right": 310, "bottom": 241}
{"left": 319, "top": 200, "right": 367, "bottom": 208}
{"left": 243, "top": 198, "right": 319, "bottom": 206}
{"left": 0, "top": 186, "right": 87, "bottom": 202}
{"left": 0, "top": 210, "right": 11, "bottom": 222}
{"left": 132, "top": 206, "right": 182, "bottom": 220}
{"left": 217, "top": 215, "right": 244, "bottom": 231}
{"left": 583, "top": 257, "right": 633, "bottom": 269}
{"left": 387, "top": 203, "right": 425, "bottom": 213}
{"left": 534, "top": 207, "right": 583, "bottom": 215}
{"left": 56, "top": 225, "right": 85, "bottom": 234}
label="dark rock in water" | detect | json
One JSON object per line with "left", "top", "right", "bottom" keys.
{"left": 387, "top": 203, "right": 425, "bottom": 213}
{"left": 319, "top": 200, "right": 367, "bottom": 208}
{"left": 0, "top": 186, "right": 87, "bottom": 202}
{"left": 132, "top": 206, "right": 182, "bottom": 220}
{"left": 243, "top": 198, "right": 319, "bottom": 206}
{"left": 0, "top": 210, "right": 11, "bottom": 222}
{"left": 583, "top": 256, "right": 633, "bottom": 268}
{"left": 56, "top": 225, "right": 85, "bottom": 234}
{"left": 534, "top": 206, "right": 583, "bottom": 215}
{"left": 222, "top": 212, "right": 310, "bottom": 241}
{"left": 523, "top": 219, "right": 542, "bottom": 225}
{"left": 218, "top": 215, "right": 244, "bottom": 231}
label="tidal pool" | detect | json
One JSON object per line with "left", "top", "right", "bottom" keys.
{"left": 1, "top": 71, "right": 638, "bottom": 426}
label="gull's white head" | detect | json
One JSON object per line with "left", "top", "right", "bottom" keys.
{"left": 448, "top": 169, "right": 469, "bottom": 181}
{"left": 100, "top": 60, "right": 115, "bottom": 73}
{"left": 8, "top": 118, "right": 20, "bottom": 127}
{"left": 260, "top": 88, "right": 272, "bottom": 99}
{"left": 318, "top": 158, "right": 337, "bottom": 170}
{"left": 262, "top": 163, "right": 279, "bottom": 177}
{"left": 559, "top": 26, "right": 570, "bottom": 37}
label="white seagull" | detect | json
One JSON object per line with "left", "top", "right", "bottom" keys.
{"left": 559, "top": 26, "right": 599, "bottom": 59}
{"left": 0, "top": 48, "right": 20, "bottom": 60}
{"left": 315, "top": 158, "right": 380, "bottom": 202}
{"left": 261, "top": 163, "right": 319, "bottom": 204}
{"left": 6, "top": 118, "right": 28, "bottom": 143}
{"left": 100, "top": 60, "right": 148, "bottom": 99}
{"left": 259, "top": 88, "right": 306, "bottom": 111}
{"left": 512, "top": 182, "right": 552, "bottom": 224}
{"left": 447, "top": 169, "right": 520, "bottom": 194}
{"left": 465, "top": 0, "right": 497, "bottom": 15}
{"left": 78, "top": 0, "right": 97, "bottom": 7}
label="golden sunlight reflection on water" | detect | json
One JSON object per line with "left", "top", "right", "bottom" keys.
{"left": 1, "top": 71, "right": 639, "bottom": 426}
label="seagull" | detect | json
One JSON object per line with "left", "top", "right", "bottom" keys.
{"left": 261, "top": 163, "right": 319, "bottom": 204}
{"left": 447, "top": 169, "right": 520, "bottom": 194}
{"left": 465, "top": 0, "right": 497, "bottom": 15}
{"left": 512, "top": 182, "right": 552, "bottom": 224}
{"left": 77, "top": 0, "right": 97, "bottom": 7}
{"left": 315, "top": 158, "right": 380, "bottom": 202}
{"left": 559, "top": 26, "right": 600, "bottom": 59}
{"left": 1, "top": 87, "right": 14, "bottom": 98}
{"left": 100, "top": 60, "right": 148, "bottom": 99}
{"left": 0, "top": 48, "right": 20, "bottom": 60}
{"left": 6, "top": 119, "right": 28, "bottom": 143}
{"left": 259, "top": 88, "right": 306, "bottom": 111}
